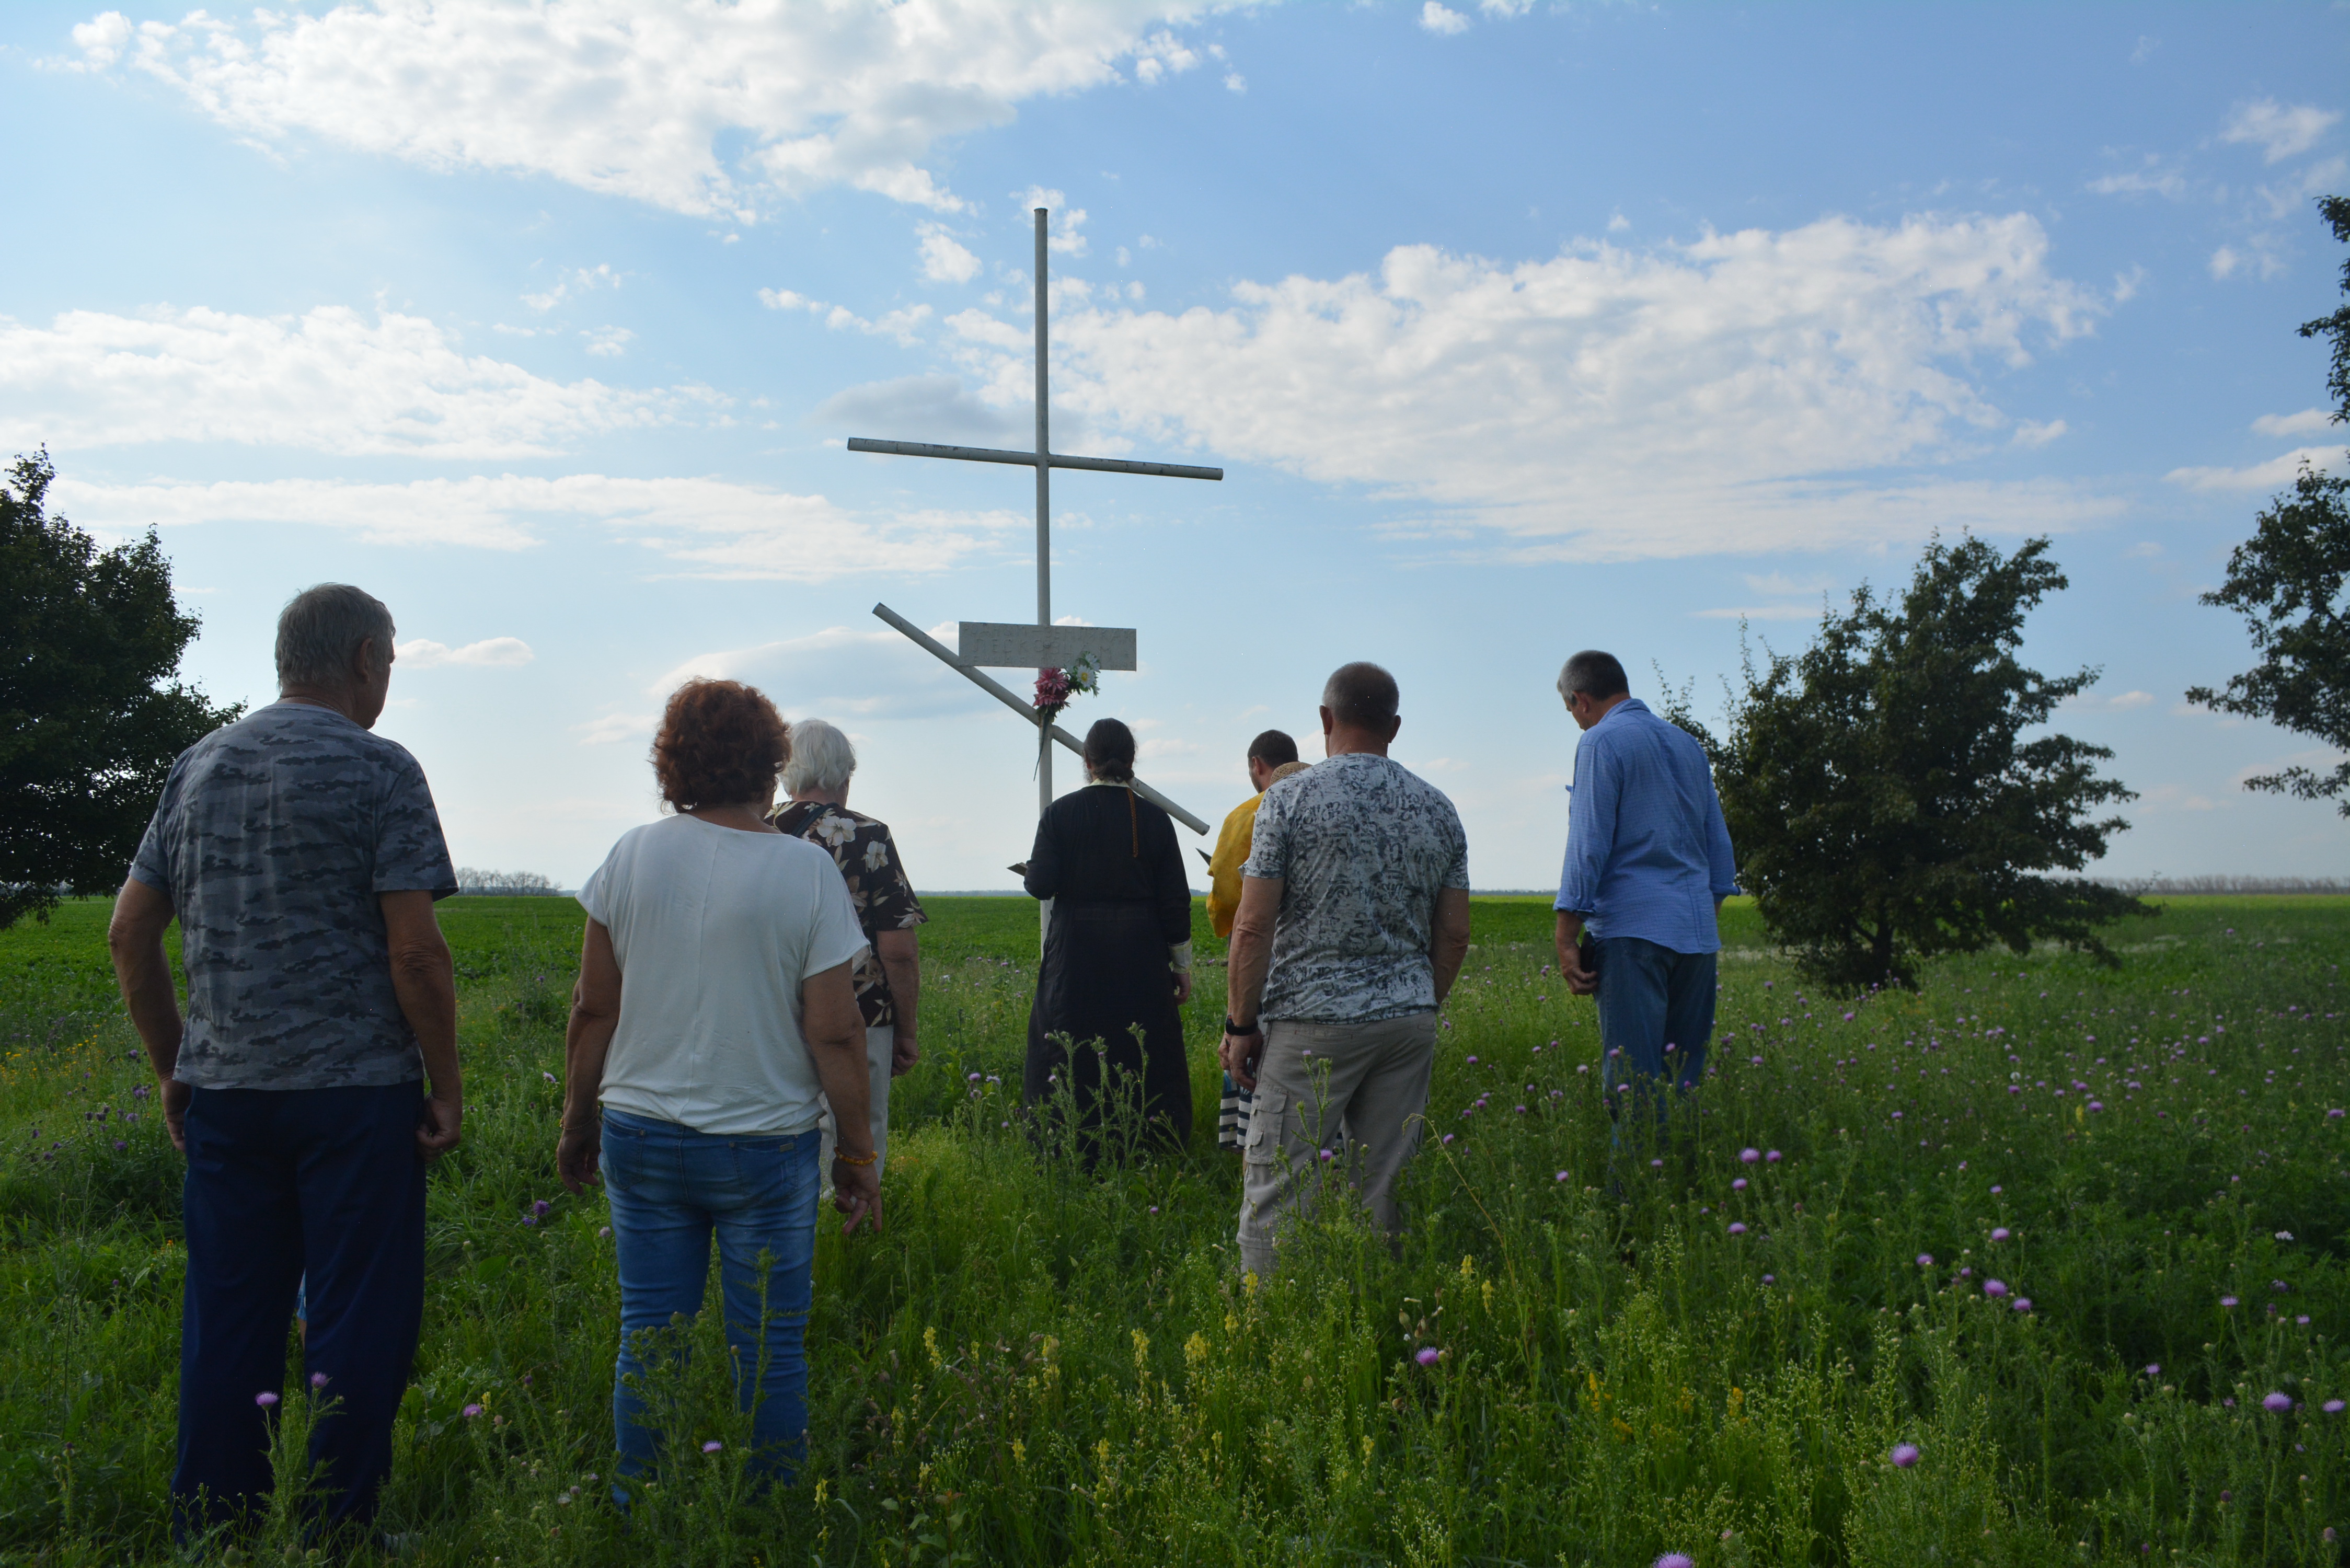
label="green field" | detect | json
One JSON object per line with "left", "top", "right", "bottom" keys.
{"left": 5, "top": 893, "right": 2350, "bottom": 1564}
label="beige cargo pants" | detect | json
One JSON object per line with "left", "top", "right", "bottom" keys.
{"left": 1236, "top": 1011, "right": 1438, "bottom": 1279}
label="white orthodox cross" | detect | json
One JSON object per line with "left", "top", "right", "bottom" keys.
{"left": 858, "top": 207, "right": 1222, "bottom": 882}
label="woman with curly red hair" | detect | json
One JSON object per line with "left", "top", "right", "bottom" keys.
{"left": 555, "top": 678, "right": 880, "bottom": 1496}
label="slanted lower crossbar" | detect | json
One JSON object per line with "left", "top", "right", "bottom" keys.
{"left": 872, "top": 602, "right": 1209, "bottom": 836}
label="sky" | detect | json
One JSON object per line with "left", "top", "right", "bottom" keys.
{"left": 4, "top": 1, "right": 2348, "bottom": 892}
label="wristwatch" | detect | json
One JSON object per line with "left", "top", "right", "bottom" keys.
{"left": 1224, "top": 1016, "right": 1260, "bottom": 1036}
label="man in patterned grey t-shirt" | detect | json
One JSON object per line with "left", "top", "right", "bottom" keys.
{"left": 109, "top": 583, "right": 460, "bottom": 1541}
{"left": 1219, "top": 661, "right": 1472, "bottom": 1278}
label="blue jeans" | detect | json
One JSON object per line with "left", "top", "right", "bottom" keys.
{"left": 175, "top": 1083, "right": 427, "bottom": 1539}
{"left": 1595, "top": 937, "right": 1719, "bottom": 1114}
{"left": 600, "top": 1109, "right": 820, "bottom": 1486}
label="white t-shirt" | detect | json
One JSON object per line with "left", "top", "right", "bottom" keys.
{"left": 576, "top": 814, "right": 869, "bottom": 1136}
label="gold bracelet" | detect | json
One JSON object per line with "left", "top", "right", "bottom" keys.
{"left": 834, "top": 1148, "right": 879, "bottom": 1167}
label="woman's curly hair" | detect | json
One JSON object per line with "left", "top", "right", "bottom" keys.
{"left": 652, "top": 679, "right": 790, "bottom": 810}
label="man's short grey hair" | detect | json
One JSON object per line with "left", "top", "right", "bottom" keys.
{"left": 1557, "top": 650, "right": 1630, "bottom": 700}
{"left": 277, "top": 584, "right": 395, "bottom": 689}
{"left": 782, "top": 718, "right": 857, "bottom": 793}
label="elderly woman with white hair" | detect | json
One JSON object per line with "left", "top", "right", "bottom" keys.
{"left": 769, "top": 719, "right": 926, "bottom": 1176}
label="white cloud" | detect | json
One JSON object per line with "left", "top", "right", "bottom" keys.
{"left": 70, "top": 2, "right": 1255, "bottom": 220}
{"left": 2220, "top": 99, "right": 2343, "bottom": 164}
{"left": 2065, "top": 687, "right": 2156, "bottom": 711}
{"left": 814, "top": 374, "right": 1029, "bottom": 446}
{"left": 397, "top": 636, "right": 536, "bottom": 668}
{"left": 1420, "top": 3, "right": 1471, "bottom": 35}
{"left": 1480, "top": 0, "right": 1535, "bottom": 14}
{"left": 2108, "top": 690, "right": 2154, "bottom": 710}
{"left": 2087, "top": 159, "right": 2187, "bottom": 200}
{"left": 0, "top": 304, "right": 702, "bottom": 458}
{"left": 2012, "top": 418, "right": 2067, "bottom": 447}
{"left": 50, "top": 472, "right": 1019, "bottom": 578}
{"left": 582, "top": 326, "right": 634, "bottom": 357}
{"left": 1692, "top": 603, "right": 1826, "bottom": 621}
{"left": 2210, "top": 245, "right": 2242, "bottom": 280}
{"left": 942, "top": 212, "right": 2116, "bottom": 560}
{"left": 646, "top": 625, "right": 976, "bottom": 719}
{"left": 524, "top": 262, "right": 623, "bottom": 313}
{"left": 2164, "top": 446, "right": 2347, "bottom": 492}
{"left": 918, "top": 224, "right": 982, "bottom": 284}
{"left": 2254, "top": 408, "right": 2339, "bottom": 437}
{"left": 1224, "top": 72, "right": 1246, "bottom": 94}
{"left": 574, "top": 710, "right": 656, "bottom": 746}
{"left": 759, "top": 288, "right": 931, "bottom": 346}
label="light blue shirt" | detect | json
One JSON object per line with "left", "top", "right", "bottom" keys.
{"left": 1554, "top": 698, "right": 1738, "bottom": 954}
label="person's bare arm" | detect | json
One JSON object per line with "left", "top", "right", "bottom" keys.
{"left": 381, "top": 891, "right": 462, "bottom": 1160}
{"left": 1430, "top": 887, "right": 1472, "bottom": 1006}
{"left": 875, "top": 928, "right": 920, "bottom": 1075}
{"left": 557, "top": 918, "right": 622, "bottom": 1193}
{"left": 1554, "top": 909, "right": 1595, "bottom": 995}
{"left": 108, "top": 877, "right": 191, "bottom": 1152}
{"left": 803, "top": 960, "right": 882, "bottom": 1235}
{"left": 1217, "top": 874, "right": 1283, "bottom": 1091}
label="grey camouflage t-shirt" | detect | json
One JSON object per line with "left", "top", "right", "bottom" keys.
{"left": 130, "top": 701, "right": 457, "bottom": 1090}
{"left": 1243, "top": 752, "right": 1470, "bottom": 1022}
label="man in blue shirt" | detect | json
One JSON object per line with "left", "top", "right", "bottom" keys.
{"left": 1552, "top": 651, "right": 1738, "bottom": 1115}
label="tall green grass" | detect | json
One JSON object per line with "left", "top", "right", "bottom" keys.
{"left": 3, "top": 894, "right": 2349, "bottom": 1564}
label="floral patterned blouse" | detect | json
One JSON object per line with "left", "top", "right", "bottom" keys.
{"left": 770, "top": 801, "right": 927, "bottom": 1029}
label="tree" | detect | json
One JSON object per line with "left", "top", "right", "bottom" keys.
{"left": 2187, "top": 195, "right": 2350, "bottom": 809}
{"left": 0, "top": 450, "right": 243, "bottom": 930}
{"left": 1711, "top": 534, "right": 2148, "bottom": 991}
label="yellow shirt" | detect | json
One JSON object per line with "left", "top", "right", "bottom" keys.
{"left": 1205, "top": 761, "right": 1309, "bottom": 938}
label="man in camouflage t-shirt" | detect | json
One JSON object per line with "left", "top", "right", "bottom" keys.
{"left": 1218, "top": 662, "right": 1472, "bottom": 1279}
{"left": 769, "top": 718, "right": 926, "bottom": 1178}
{"left": 109, "top": 584, "right": 459, "bottom": 1539}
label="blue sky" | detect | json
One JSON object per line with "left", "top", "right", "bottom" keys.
{"left": 4, "top": 1, "right": 2347, "bottom": 890}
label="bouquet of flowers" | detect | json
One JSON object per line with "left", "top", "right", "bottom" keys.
{"left": 1032, "top": 651, "right": 1102, "bottom": 727}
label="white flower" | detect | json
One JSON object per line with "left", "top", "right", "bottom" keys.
{"left": 862, "top": 838, "right": 891, "bottom": 872}
{"left": 813, "top": 815, "right": 856, "bottom": 847}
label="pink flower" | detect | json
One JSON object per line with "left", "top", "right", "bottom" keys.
{"left": 1916, "top": 1254, "right": 1933, "bottom": 1267}
{"left": 1891, "top": 1443, "right": 1920, "bottom": 1468}
{"left": 463, "top": 1403, "right": 483, "bottom": 1419}
{"left": 1740, "top": 1148, "right": 1760, "bottom": 1164}
{"left": 255, "top": 1391, "right": 279, "bottom": 1408}
{"left": 1982, "top": 1279, "right": 2008, "bottom": 1298}
{"left": 1990, "top": 1227, "right": 2010, "bottom": 1242}
{"left": 1415, "top": 1347, "right": 1440, "bottom": 1367}
{"left": 1766, "top": 1150, "right": 1782, "bottom": 1163}
{"left": 702, "top": 1440, "right": 724, "bottom": 1454}
{"left": 1727, "top": 1222, "right": 1747, "bottom": 1236}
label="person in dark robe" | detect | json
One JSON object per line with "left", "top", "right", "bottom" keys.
{"left": 1022, "top": 718, "right": 1196, "bottom": 1156}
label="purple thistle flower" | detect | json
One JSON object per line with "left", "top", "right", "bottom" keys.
{"left": 1727, "top": 1222, "right": 1747, "bottom": 1236}
{"left": 1441, "top": 1133, "right": 1455, "bottom": 1145}
{"left": 1990, "top": 1227, "right": 2010, "bottom": 1243}
{"left": 2088, "top": 1101, "right": 2104, "bottom": 1112}
{"left": 1465, "top": 1055, "right": 1477, "bottom": 1064}
{"left": 532, "top": 1199, "right": 551, "bottom": 1218}
{"left": 255, "top": 1391, "right": 279, "bottom": 1408}
{"left": 2221, "top": 1296, "right": 2239, "bottom": 1308}
{"left": 1750, "top": 1055, "right": 1763, "bottom": 1066}
{"left": 1415, "top": 1347, "right": 1440, "bottom": 1367}
{"left": 522, "top": 1215, "right": 537, "bottom": 1227}
{"left": 310, "top": 1372, "right": 328, "bottom": 1389}
{"left": 463, "top": 1403, "right": 483, "bottom": 1418}
{"left": 1740, "top": 1147, "right": 1761, "bottom": 1164}
{"left": 1982, "top": 1279, "right": 2008, "bottom": 1298}
{"left": 1916, "top": 1253, "right": 1933, "bottom": 1267}
{"left": 2264, "top": 1392, "right": 2294, "bottom": 1412}
{"left": 2012, "top": 1298, "right": 2032, "bottom": 1312}
{"left": 598, "top": 1226, "right": 612, "bottom": 1238}
{"left": 2330, "top": 1109, "right": 2345, "bottom": 1120}
{"left": 1555, "top": 1171, "right": 1569, "bottom": 1182}
{"left": 1732, "top": 1178, "right": 1748, "bottom": 1192}
{"left": 2145, "top": 1364, "right": 2160, "bottom": 1376}
{"left": 1766, "top": 1149, "right": 1782, "bottom": 1162}
{"left": 1890, "top": 1443, "right": 1920, "bottom": 1468}
{"left": 1655, "top": 1555, "right": 1696, "bottom": 1568}
{"left": 1761, "top": 1273, "right": 1775, "bottom": 1285}
{"left": 2326, "top": 1400, "right": 2346, "bottom": 1414}
{"left": 702, "top": 1439, "right": 724, "bottom": 1453}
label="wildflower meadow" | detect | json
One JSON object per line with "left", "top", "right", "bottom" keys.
{"left": 3, "top": 892, "right": 2349, "bottom": 1565}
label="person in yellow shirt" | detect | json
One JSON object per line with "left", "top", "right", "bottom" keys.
{"left": 1207, "top": 730, "right": 1305, "bottom": 1149}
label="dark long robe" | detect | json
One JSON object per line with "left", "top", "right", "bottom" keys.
{"left": 1022, "top": 782, "right": 1194, "bottom": 1154}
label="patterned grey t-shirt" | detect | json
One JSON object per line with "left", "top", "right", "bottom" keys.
{"left": 130, "top": 701, "right": 457, "bottom": 1090}
{"left": 1243, "top": 751, "right": 1470, "bottom": 1022}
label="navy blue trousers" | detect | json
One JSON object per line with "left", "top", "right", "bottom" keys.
{"left": 175, "top": 1082, "right": 427, "bottom": 1537}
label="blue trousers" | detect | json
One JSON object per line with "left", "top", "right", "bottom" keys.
{"left": 1595, "top": 937, "right": 1719, "bottom": 1110}
{"left": 174, "top": 1082, "right": 428, "bottom": 1537}
{"left": 601, "top": 1109, "right": 821, "bottom": 1486}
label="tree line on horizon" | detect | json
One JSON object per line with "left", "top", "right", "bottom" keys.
{"left": 4, "top": 198, "right": 2345, "bottom": 995}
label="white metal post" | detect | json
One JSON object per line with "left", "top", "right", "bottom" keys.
{"left": 1034, "top": 208, "right": 1052, "bottom": 946}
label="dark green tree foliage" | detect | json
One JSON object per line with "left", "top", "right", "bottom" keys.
{"left": 2188, "top": 196, "right": 2350, "bottom": 809}
{"left": 0, "top": 451, "right": 241, "bottom": 930}
{"left": 1715, "top": 535, "right": 2147, "bottom": 991}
